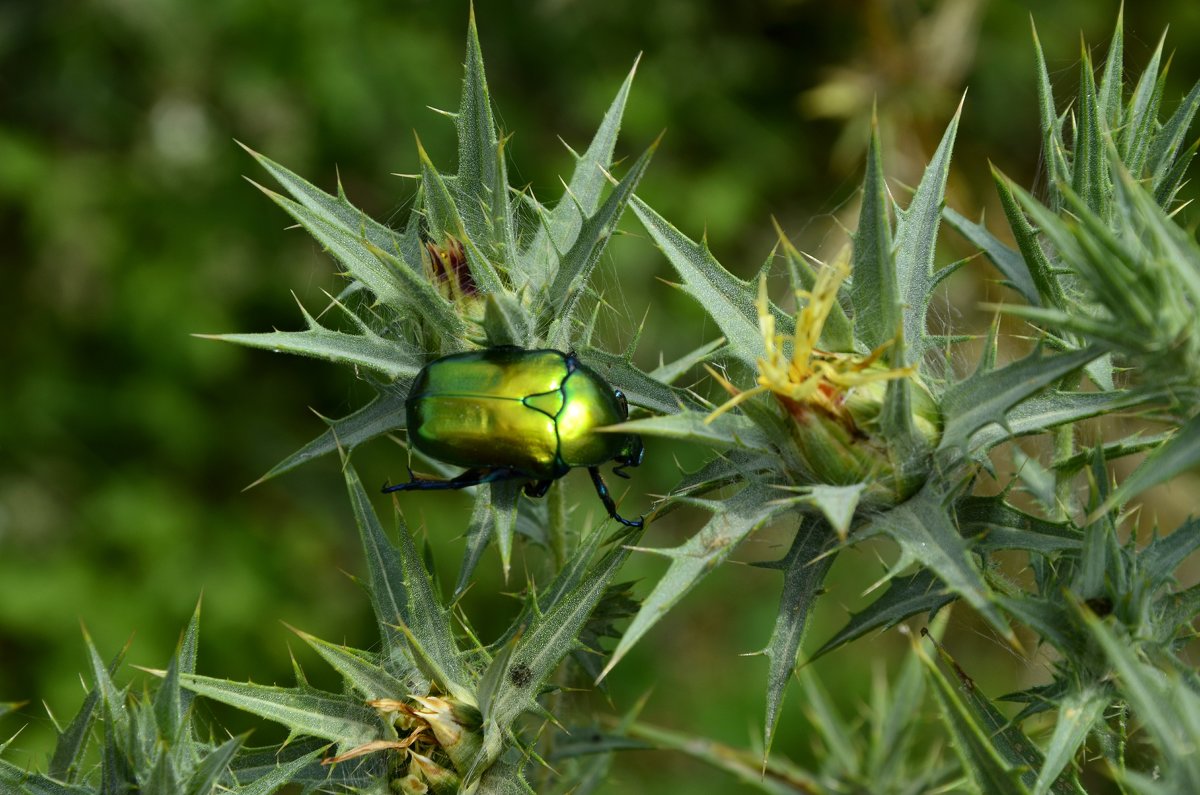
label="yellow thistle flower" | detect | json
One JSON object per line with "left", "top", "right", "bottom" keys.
{"left": 706, "top": 250, "right": 914, "bottom": 428}
{"left": 706, "top": 249, "right": 940, "bottom": 501}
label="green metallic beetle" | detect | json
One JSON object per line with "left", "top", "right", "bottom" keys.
{"left": 383, "top": 347, "right": 645, "bottom": 528}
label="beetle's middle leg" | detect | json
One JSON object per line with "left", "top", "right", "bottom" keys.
{"left": 523, "top": 479, "right": 554, "bottom": 498}
{"left": 587, "top": 467, "right": 644, "bottom": 529}
{"left": 382, "top": 467, "right": 532, "bottom": 494}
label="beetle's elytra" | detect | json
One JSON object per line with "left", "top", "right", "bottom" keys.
{"left": 383, "top": 347, "right": 644, "bottom": 528}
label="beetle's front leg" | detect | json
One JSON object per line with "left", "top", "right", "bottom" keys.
{"left": 382, "top": 467, "right": 530, "bottom": 494}
{"left": 587, "top": 467, "right": 644, "bottom": 529}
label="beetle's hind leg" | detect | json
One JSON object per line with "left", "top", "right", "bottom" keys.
{"left": 587, "top": 467, "right": 644, "bottom": 529}
{"left": 382, "top": 467, "right": 531, "bottom": 494}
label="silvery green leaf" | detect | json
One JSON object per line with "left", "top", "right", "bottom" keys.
{"left": 251, "top": 181, "right": 464, "bottom": 337}
{"left": 943, "top": 207, "right": 1039, "bottom": 307}
{"left": 632, "top": 196, "right": 793, "bottom": 367}
{"left": 200, "top": 300, "right": 422, "bottom": 382}
{"left": 604, "top": 411, "right": 773, "bottom": 453}
{"left": 648, "top": 337, "right": 727, "bottom": 386}
{"left": 184, "top": 734, "right": 243, "bottom": 795}
{"left": 1092, "top": 414, "right": 1200, "bottom": 520}
{"left": 524, "top": 59, "right": 639, "bottom": 289}
{"left": 758, "top": 519, "right": 836, "bottom": 759}
{"left": 345, "top": 464, "right": 470, "bottom": 700}
{"left": 1032, "top": 687, "right": 1106, "bottom": 795}
{"left": 862, "top": 486, "right": 1010, "bottom": 643}
{"left": 601, "top": 483, "right": 788, "bottom": 679}
{"left": 256, "top": 384, "right": 407, "bottom": 483}
{"left": 178, "top": 675, "right": 380, "bottom": 751}
{"left": 939, "top": 345, "right": 1101, "bottom": 457}
{"left": 48, "top": 644, "right": 127, "bottom": 783}
{"left": 575, "top": 344, "right": 689, "bottom": 415}
{"left": 238, "top": 142, "right": 409, "bottom": 266}
{"left": 894, "top": 102, "right": 960, "bottom": 365}
{"left": 0, "top": 763, "right": 91, "bottom": 795}
{"left": 810, "top": 569, "right": 951, "bottom": 662}
{"left": 289, "top": 628, "right": 418, "bottom": 701}
{"left": 229, "top": 745, "right": 328, "bottom": 795}
{"left": 1087, "top": 610, "right": 1200, "bottom": 791}
{"left": 851, "top": 116, "right": 901, "bottom": 351}
{"left": 919, "top": 642, "right": 1037, "bottom": 795}
{"left": 473, "top": 525, "right": 642, "bottom": 780}
{"left": 546, "top": 140, "right": 658, "bottom": 342}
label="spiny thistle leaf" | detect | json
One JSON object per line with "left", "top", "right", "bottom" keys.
{"left": 455, "top": 8, "right": 518, "bottom": 276}
{"left": 1086, "top": 611, "right": 1200, "bottom": 791}
{"left": 0, "top": 764, "right": 91, "bottom": 795}
{"left": 624, "top": 721, "right": 822, "bottom": 794}
{"left": 810, "top": 569, "right": 952, "bottom": 662}
{"left": 416, "top": 133, "right": 506, "bottom": 296}
{"left": 236, "top": 142, "right": 414, "bottom": 269}
{"left": 48, "top": 645, "right": 128, "bottom": 783}
{"left": 918, "top": 640, "right": 1040, "bottom": 794}
{"left": 604, "top": 410, "right": 774, "bottom": 453}
{"left": 255, "top": 384, "right": 408, "bottom": 483}
{"left": 472, "top": 524, "right": 642, "bottom": 780}
{"left": 863, "top": 486, "right": 1011, "bottom": 643}
{"left": 251, "top": 180, "right": 465, "bottom": 337}
{"left": 346, "top": 463, "right": 470, "bottom": 701}
{"left": 184, "top": 734, "right": 244, "bottom": 795}
{"left": 523, "top": 58, "right": 640, "bottom": 289}
{"left": 966, "top": 386, "right": 1155, "bottom": 454}
{"left": 1091, "top": 413, "right": 1200, "bottom": 520}
{"left": 989, "top": 167, "right": 1067, "bottom": 309}
{"left": 153, "top": 600, "right": 201, "bottom": 747}
{"left": 199, "top": 302, "right": 423, "bottom": 382}
{"left": 938, "top": 345, "right": 1102, "bottom": 457}
{"left": 1031, "top": 687, "right": 1106, "bottom": 795}
{"left": 545, "top": 138, "right": 658, "bottom": 344}
{"left": 758, "top": 518, "right": 836, "bottom": 760}
{"left": 893, "top": 99, "right": 960, "bottom": 365}
{"left": 630, "top": 196, "right": 794, "bottom": 368}
{"left": 1071, "top": 47, "right": 1108, "bottom": 217}
{"left": 288, "top": 627, "right": 418, "bottom": 702}
{"left": 955, "top": 496, "right": 1082, "bottom": 554}
{"left": 601, "top": 482, "right": 788, "bottom": 680}
{"left": 1031, "top": 20, "right": 1067, "bottom": 213}
{"left": 850, "top": 113, "right": 900, "bottom": 352}
{"left": 943, "top": 206, "right": 1040, "bottom": 306}
{"left": 179, "top": 675, "right": 381, "bottom": 750}
{"left": 228, "top": 745, "right": 328, "bottom": 795}
{"left": 575, "top": 344, "right": 694, "bottom": 416}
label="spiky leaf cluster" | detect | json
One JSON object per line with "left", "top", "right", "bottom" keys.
{"left": 947, "top": 14, "right": 1200, "bottom": 515}
{"left": 175, "top": 462, "right": 641, "bottom": 793}
{"left": 0, "top": 611, "right": 321, "bottom": 795}
{"left": 604, "top": 88, "right": 1130, "bottom": 756}
{"left": 204, "top": 10, "right": 688, "bottom": 579}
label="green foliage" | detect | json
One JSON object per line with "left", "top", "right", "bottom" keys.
{"left": 0, "top": 610, "right": 322, "bottom": 795}
{"left": 6, "top": 5, "right": 1200, "bottom": 795}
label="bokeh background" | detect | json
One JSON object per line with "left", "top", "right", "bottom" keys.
{"left": 3, "top": 0, "right": 1199, "bottom": 792}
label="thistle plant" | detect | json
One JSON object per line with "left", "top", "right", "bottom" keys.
{"left": 6, "top": 7, "right": 1200, "bottom": 795}
{"left": 156, "top": 8, "right": 685, "bottom": 793}
{"left": 0, "top": 610, "right": 325, "bottom": 795}
{"left": 602, "top": 100, "right": 1122, "bottom": 758}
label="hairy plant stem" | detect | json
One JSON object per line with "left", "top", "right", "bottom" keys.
{"left": 548, "top": 479, "right": 570, "bottom": 569}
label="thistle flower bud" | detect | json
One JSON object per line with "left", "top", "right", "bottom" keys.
{"left": 708, "top": 255, "right": 942, "bottom": 504}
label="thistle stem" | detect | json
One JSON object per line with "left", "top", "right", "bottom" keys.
{"left": 548, "top": 478, "right": 569, "bottom": 570}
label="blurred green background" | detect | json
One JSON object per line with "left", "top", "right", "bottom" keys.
{"left": 3, "top": 0, "right": 1199, "bottom": 791}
